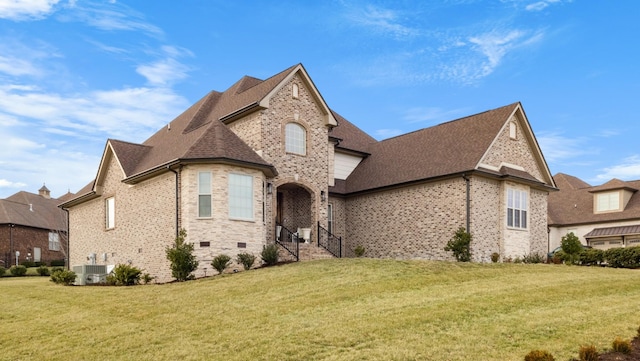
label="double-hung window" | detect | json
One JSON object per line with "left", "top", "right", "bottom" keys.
{"left": 49, "top": 232, "right": 60, "bottom": 251}
{"left": 596, "top": 191, "right": 620, "bottom": 212}
{"left": 229, "top": 173, "right": 253, "bottom": 220}
{"left": 285, "top": 123, "right": 306, "bottom": 155}
{"left": 507, "top": 189, "right": 527, "bottom": 229}
{"left": 198, "top": 172, "right": 212, "bottom": 218}
{"left": 105, "top": 197, "right": 115, "bottom": 229}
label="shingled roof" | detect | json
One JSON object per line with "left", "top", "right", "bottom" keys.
{"left": 1, "top": 191, "right": 67, "bottom": 230}
{"left": 548, "top": 173, "right": 640, "bottom": 226}
{"left": 342, "top": 103, "right": 524, "bottom": 194}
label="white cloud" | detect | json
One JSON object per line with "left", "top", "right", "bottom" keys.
{"left": 0, "top": 0, "right": 60, "bottom": 21}
{"left": 536, "top": 131, "right": 595, "bottom": 164}
{"left": 64, "top": 1, "right": 163, "bottom": 36}
{"left": 0, "top": 179, "right": 28, "bottom": 189}
{"left": 525, "top": 0, "right": 562, "bottom": 12}
{"left": 137, "top": 58, "right": 191, "bottom": 86}
{"left": 468, "top": 29, "right": 532, "bottom": 79}
{"left": 345, "top": 4, "right": 418, "bottom": 39}
{"left": 595, "top": 155, "right": 640, "bottom": 182}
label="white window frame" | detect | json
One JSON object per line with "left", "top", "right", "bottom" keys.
{"left": 48, "top": 232, "right": 60, "bottom": 251}
{"left": 507, "top": 188, "right": 528, "bottom": 229}
{"left": 198, "top": 171, "right": 212, "bottom": 218}
{"left": 285, "top": 123, "right": 306, "bottom": 155}
{"left": 229, "top": 173, "right": 254, "bottom": 221}
{"left": 509, "top": 121, "right": 517, "bottom": 139}
{"left": 105, "top": 197, "right": 115, "bottom": 230}
{"left": 327, "top": 203, "right": 334, "bottom": 234}
{"left": 595, "top": 191, "right": 620, "bottom": 212}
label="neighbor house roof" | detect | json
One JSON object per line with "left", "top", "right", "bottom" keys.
{"left": 0, "top": 191, "right": 67, "bottom": 231}
{"left": 548, "top": 173, "right": 640, "bottom": 226}
{"left": 584, "top": 225, "right": 640, "bottom": 238}
{"left": 341, "top": 102, "right": 551, "bottom": 194}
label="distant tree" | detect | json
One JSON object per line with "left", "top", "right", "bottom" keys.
{"left": 561, "top": 232, "right": 583, "bottom": 265}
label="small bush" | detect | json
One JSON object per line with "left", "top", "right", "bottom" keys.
{"left": 141, "top": 273, "right": 154, "bottom": 284}
{"left": 165, "top": 229, "right": 198, "bottom": 281}
{"left": 0, "top": 267, "right": 5, "bottom": 277}
{"left": 261, "top": 244, "right": 279, "bottom": 266}
{"left": 611, "top": 337, "right": 632, "bottom": 354}
{"left": 10, "top": 265, "right": 27, "bottom": 276}
{"left": 491, "top": 252, "right": 500, "bottom": 263}
{"left": 50, "top": 259, "right": 66, "bottom": 267}
{"left": 581, "top": 248, "right": 604, "bottom": 266}
{"left": 211, "top": 254, "right": 232, "bottom": 275}
{"left": 50, "top": 269, "right": 77, "bottom": 286}
{"left": 236, "top": 252, "right": 256, "bottom": 270}
{"left": 444, "top": 227, "right": 471, "bottom": 262}
{"left": 354, "top": 245, "right": 365, "bottom": 257}
{"left": 578, "top": 345, "right": 598, "bottom": 361}
{"left": 110, "top": 264, "right": 142, "bottom": 286}
{"left": 604, "top": 246, "right": 640, "bottom": 269}
{"left": 36, "top": 265, "right": 50, "bottom": 276}
{"left": 20, "top": 260, "right": 36, "bottom": 268}
{"left": 561, "top": 232, "right": 583, "bottom": 264}
{"left": 524, "top": 349, "right": 555, "bottom": 361}
{"left": 522, "top": 253, "right": 545, "bottom": 264}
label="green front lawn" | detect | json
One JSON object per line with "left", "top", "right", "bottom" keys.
{"left": 1, "top": 259, "right": 638, "bottom": 360}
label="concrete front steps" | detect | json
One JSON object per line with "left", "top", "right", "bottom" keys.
{"left": 278, "top": 242, "right": 337, "bottom": 262}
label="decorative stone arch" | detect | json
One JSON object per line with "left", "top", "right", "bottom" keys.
{"left": 268, "top": 177, "right": 323, "bottom": 244}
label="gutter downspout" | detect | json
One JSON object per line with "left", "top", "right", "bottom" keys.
{"left": 63, "top": 208, "right": 70, "bottom": 270}
{"left": 167, "top": 166, "right": 180, "bottom": 238}
{"left": 462, "top": 174, "right": 470, "bottom": 233}
{"left": 9, "top": 223, "right": 14, "bottom": 266}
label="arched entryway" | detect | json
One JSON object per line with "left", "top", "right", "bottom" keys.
{"left": 275, "top": 183, "right": 314, "bottom": 244}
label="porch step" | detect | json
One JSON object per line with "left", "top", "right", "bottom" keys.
{"left": 278, "top": 242, "right": 337, "bottom": 262}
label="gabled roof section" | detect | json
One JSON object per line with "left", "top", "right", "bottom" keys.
{"left": 343, "top": 103, "right": 523, "bottom": 193}
{"left": 548, "top": 174, "right": 640, "bottom": 226}
{"left": 588, "top": 178, "right": 638, "bottom": 193}
{"left": 329, "top": 110, "right": 376, "bottom": 154}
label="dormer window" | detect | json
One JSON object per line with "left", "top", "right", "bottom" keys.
{"left": 285, "top": 122, "right": 306, "bottom": 155}
{"left": 595, "top": 191, "right": 621, "bottom": 213}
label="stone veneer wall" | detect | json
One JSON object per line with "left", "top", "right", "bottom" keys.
{"left": 344, "top": 178, "right": 467, "bottom": 260}
{"left": 328, "top": 196, "right": 347, "bottom": 253}
{"left": 68, "top": 155, "right": 176, "bottom": 282}
{"left": 180, "top": 164, "right": 266, "bottom": 277}
{"left": 481, "top": 115, "right": 545, "bottom": 182}
{"left": 468, "top": 176, "right": 502, "bottom": 262}
{"left": 529, "top": 189, "right": 549, "bottom": 256}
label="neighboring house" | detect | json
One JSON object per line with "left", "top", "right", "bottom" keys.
{"left": 549, "top": 173, "right": 640, "bottom": 250}
{"left": 60, "top": 63, "right": 556, "bottom": 283}
{"left": 0, "top": 185, "right": 71, "bottom": 267}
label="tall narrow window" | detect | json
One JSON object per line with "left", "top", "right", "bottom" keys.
{"left": 48, "top": 232, "right": 60, "bottom": 251}
{"left": 198, "top": 172, "right": 212, "bottom": 218}
{"left": 105, "top": 197, "right": 115, "bottom": 229}
{"left": 285, "top": 123, "right": 306, "bottom": 155}
{"left": 507, "top": 189, "right": 527, "bottom": 229}
{"left": 292, "top": 83, "right": 299, "bottom": 98}
{"left": 327, "top": 204, "right": 334, "bottom": 234}
{"left": 229, "top": 173, "right": 253, "bottom": 220}
{"left": 509, "top": 121, "right": 517, "bottom": 139}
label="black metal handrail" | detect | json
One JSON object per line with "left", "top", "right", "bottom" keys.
{"left": 275, "top": 222, "right": 299, "bottom": 261}
{"left": 317, "top": 221, "right": 342, "bottom": 258}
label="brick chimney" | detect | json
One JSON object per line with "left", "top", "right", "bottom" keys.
{"left": 39, "top": 184, "right": 51, "bottom": 199}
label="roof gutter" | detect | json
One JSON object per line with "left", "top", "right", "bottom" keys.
{"left": 220, "top": 102, "right": 262, "bottom": 124}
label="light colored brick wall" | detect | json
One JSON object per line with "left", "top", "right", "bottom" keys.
{"left": 468, "top": 176, "right": 502, "bottom": 262}
{"left": 226, "top": 111, "right": 263, "bottom": 155}
{"left": 180, "top": 164, "right": 266, "bottom": 277}
{"left": 481, "top": 116, "right": 544, "bottom": 182}
{"left": 328, "top": 196, "right": 346, "bottom": 243}
{"left": 344, "top": 179, "right": 467, "bottom": 260}
{"left": 68, "top": 155, "right": 176, "bottom": 282}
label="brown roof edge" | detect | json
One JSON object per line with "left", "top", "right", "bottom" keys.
{"left": 58, "top": 190, "right": 99, "bottom": 209}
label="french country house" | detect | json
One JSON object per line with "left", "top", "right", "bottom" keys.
{"left": 548, "top": 173, "right": 640, "bottom": 250}
{"left": 1, "top": 185, "right": 71, "bottom": 267}
{"left": 60, "top": 63, "right": 557, "bottom": 282}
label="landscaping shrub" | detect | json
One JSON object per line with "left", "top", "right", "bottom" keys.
{"left": 50, "top": 259, "right": 66, "bottom": 267}
{"left": 522, "top": 253, "right": 545, "bottom": 264}
{"left": 50, "top": 269, "right": 77, "bottom": 286}
{"left": 578, "top": 344, "right": 599, "bottom": 361}
{"left": 165, "top": 229, "right": 198, "bottom": 281}
{"left": 236, "top": 252, "right": 256, "bottom": 270}
{"left": 109, "top": 264, "right": 142, "bottom": 286}
{"left": 491, "top": 252, "right": 500, "bottom": 263}
{"left": 36, "top": 265, "right": 50, "bottom": 276}
{"left": 524, "top": 349, "right": 555, "bottom": 361}
{"left": 261, "top": 244, "right": 279, "bottom": 266}
{"left": 354, "top": 245, "right": 365, "bottom": 257}
{"left": 0, "top": 266, "right": 5, "bottom": 277}
{"left": 561, "top": 232, "right": 583, "bottom": 265}
{"left": 552, "top": 250, "right": 566, "bottom": 264}
{"left": 611, "top": 337, "right": 632, "bottom": 354}
{"left": 444, "top": 227, "right": 471, "bottom": 262}
{"left": 10, "top": 265, "right": 27, "bottom": 276}
{"left": 142, "top": 273, "right": 154, "bottom": 284}
{"left": 580, "top": 248, "right": 604, "bottom": 266}
{"left": 604, "top": 246, "right": 640, "bottom": 269}
{"left": 211, "top": 254, "right": 231, "bottom": 275}
{"left": 20, "top": 261, "right": 36, "bottom": 268}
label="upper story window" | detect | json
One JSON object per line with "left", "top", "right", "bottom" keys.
{"left": 49, "top": 232, "right": 60, "bottom": 251}
{"left": 105, "top": 197, "right": 115, "bottom": 229}
{"left": 509, "top": 121, "right": 517, "bottom": 139}
{"left": 595, "top": 191, "right": 620, "bottom": 212}
{"left": 285, "top": 123, "right": 306, "bottom": 155}
{"left": 292, "top": 83, "right": 299, "bottom": 98}
{"left": 229, "top": 173, "right": 253, "bottom": 220}
{"left": 507, "top": 188, "right": 527, "bottom": 229}
{"left": 198, "top": 171, "right": 212, "bottom": 218}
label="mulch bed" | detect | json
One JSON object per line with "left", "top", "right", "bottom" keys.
{"left": 598, "top": 337, "right": 640, "bottom": 361}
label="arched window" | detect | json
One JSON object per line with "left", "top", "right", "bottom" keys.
{"left": 285, "top": 123, "right": 306, "bottom": 155}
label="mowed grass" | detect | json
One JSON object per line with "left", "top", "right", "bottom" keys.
{"left": 1, "top": 259, "right": 639, "bottom": 361}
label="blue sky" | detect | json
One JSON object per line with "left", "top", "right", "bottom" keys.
{"left": 0, "top": 0, "right": 639, "bottom": 199}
